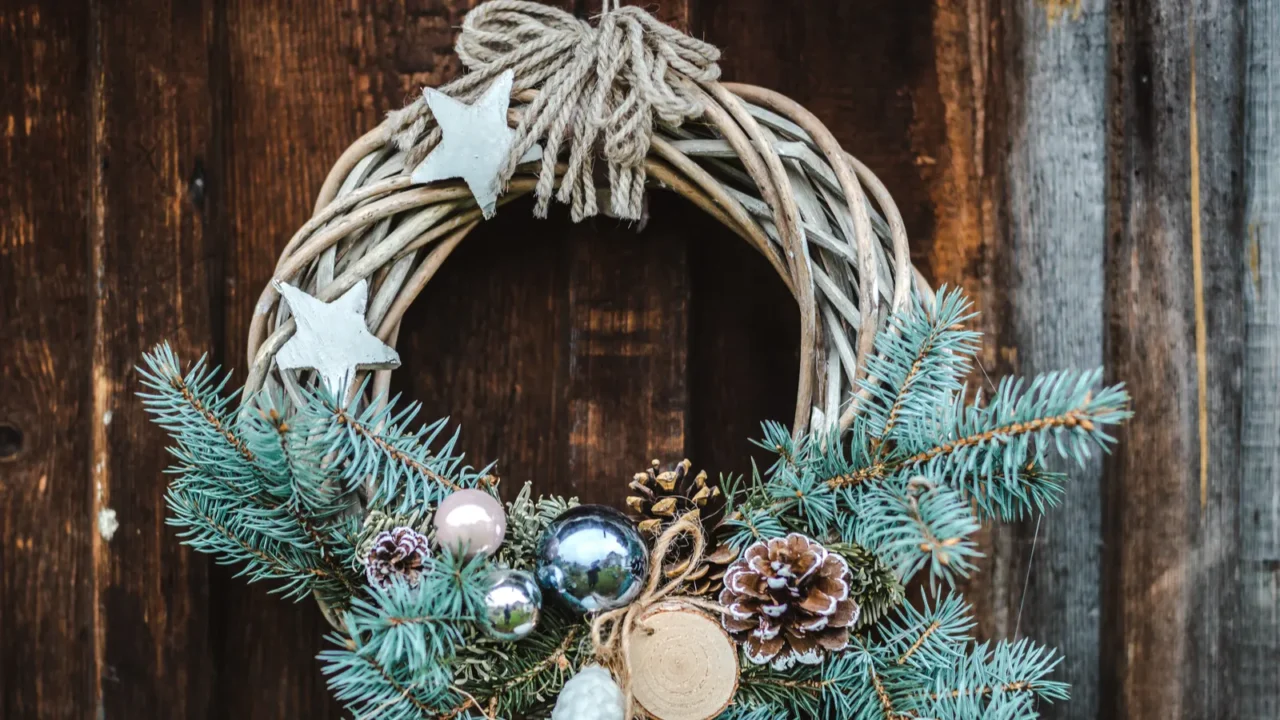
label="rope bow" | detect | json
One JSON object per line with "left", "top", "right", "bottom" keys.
{"left": 589, "top": 511, "right": 727, "bottom": 718}
{"left": 385, "top": 0, "right": 721, "bottom": 221}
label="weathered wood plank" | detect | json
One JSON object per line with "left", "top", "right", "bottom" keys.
{"left": 90, "top": 0, "right": 219, "bottom": 713}
{"left": 0, "top": 2, "right": 96, "bottom": 716}
{"left": 1240, "top": 0, "right": 1280, "bottom": 716}
{"left": 995, "top": 3, "right": 1110, "bottom": 718}
{"left": 565, "top": 197, "right": 691, "bottom": 505}
{"left": 398, "top": 199, "right": 570, "bottom": 497}
{"left": 694, "top": 0, "right": 941, "bottom": 479}
{"left": 1102, "top": 1, "right": 1245, "bottom": 718}
{"left": 561, "top": 0, "right": 693, "bottom": 506}
{"left": 212, "top": 0, "right": 411, "bottom": 716}
{"left": 890, "top": 0, "right": 1018, "bottom": 659}
{"left": 687, "top": 215, "right": 798, "bottom": 477}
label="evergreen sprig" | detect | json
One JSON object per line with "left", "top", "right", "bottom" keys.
{"left": 726, "top": 594, "right": 1064, "bottom": 720}
{"left": 322, "top": 394, "right": 492, "bottom": 515}
{"left": 725, "top": 288, "right": 1130, "bottom": 589}
{"left": 141, "top": 283, "right": 1129, "bottom": 720}
{"left": 453, "top": 606, "right": 589, "bottom": 718}
{"left": 139, "top": 345, "right": 362, "bottom": 606}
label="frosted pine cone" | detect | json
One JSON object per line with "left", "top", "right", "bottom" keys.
{"left": 551, "top": 666, "right": 624, "bottom": 720}
{"left": 363, "top": 526, "right": 431, "bottom": 588}
{"left": 719, "top": 533, "right": 860, "bottom": 670}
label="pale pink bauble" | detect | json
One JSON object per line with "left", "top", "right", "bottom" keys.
{"left": 433, "top": 489, "right": 506, "bottom": 558}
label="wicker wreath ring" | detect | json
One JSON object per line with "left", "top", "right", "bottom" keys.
{"left": 243, "top": 3, "right": 921, "bottom": 446}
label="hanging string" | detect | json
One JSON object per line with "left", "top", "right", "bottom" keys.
{"left": 589, "top": 512, "right": 727, "bottom": 719}
{"left": 383, "top": 0, "right": 721, "bottom": 222}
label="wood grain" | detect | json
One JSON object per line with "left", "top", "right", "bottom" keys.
{"left": 994, "top": 3, "right": 1110, "bottom": 718}
{"left": 212, "top": 0, "right": 407, "bottom": 716}
{"left": 558, "top": 0, "right": 694, "bottom": 508}
{"left": 397, "top": 197, "right": 570, "bottom": 498}
{"left": 1241, "top": 0, "right": 1280, "bottom": 716}
{"left": 90, "top": 0, "right": 219, "bottom": 715}
{"left": 1, "top": 0, "right": 1276, "bottom": 717}
{"left": 0, "top": 2, "right": 96, "bottom": 716}
{"left": 1102, "top": 1, "right": 1245, "bottom": 717}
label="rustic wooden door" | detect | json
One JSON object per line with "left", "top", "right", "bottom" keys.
{"left": 2, "top": 1, "right": 1275, "bottom": 718}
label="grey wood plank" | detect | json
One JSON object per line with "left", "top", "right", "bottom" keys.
{"left": 1241, "top": 0, "right": 1280, "bottom": 716}
{"left": 1102, "top": 1, "right": 1246, "bottom": 717}
{"left": 998, "top": 3, "right": 1111, "bottom": 718}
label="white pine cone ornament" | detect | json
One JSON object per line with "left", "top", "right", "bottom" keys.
{"left": 363, "top": 526, "right": 431, "bottom": 588}
{"left": 551, "top": 666, "right": 625, "bottom": 720}
{"left": 719, "top": 533, "right": 860, "bottom": 670}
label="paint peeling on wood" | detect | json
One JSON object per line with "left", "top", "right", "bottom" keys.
{"left": 1040, "top": 0, "right": 1083, "bottom": 27}
{"left": 97, "top": 508, "right": 119, "bottom": 541}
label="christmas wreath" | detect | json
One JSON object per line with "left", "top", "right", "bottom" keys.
{"left": 140, "top": 2, "right": 1131, "bottom": 718}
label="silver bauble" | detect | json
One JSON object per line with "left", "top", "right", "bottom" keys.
{"left": 480, "top": 569, "right": 542, "bottom": 641}
{"left": 535, "top": 505, "right": 649, "bottom": 613}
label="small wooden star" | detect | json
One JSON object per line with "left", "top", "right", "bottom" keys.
{"left": 410, "top": 69, "right": 540, "bottom": 219}
{"left": 274, "top": 279, "right": 400, "bottom": 397}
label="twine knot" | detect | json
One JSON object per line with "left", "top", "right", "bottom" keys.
{"left": 386, "top": 0, "right": 721, "bottom": 222}
{"left": 589, "top": 512, "right": 726, "bottom": 718}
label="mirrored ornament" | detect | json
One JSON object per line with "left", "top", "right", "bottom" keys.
{"left": 433, "top": 488, "right": 506, "bottom": 558}
{"left": 536, "top": 505, "right": 648, "bottom": 613}
{"left": 479, "top": 569, "right": 542, "bottom": 641}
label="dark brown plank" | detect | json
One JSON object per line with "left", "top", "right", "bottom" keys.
{"left": 991, "top": 4, "right": 1111, "bottom": 718}
{"left": 1241, "top": 1, "right": 1280, "bottom": 715}
{"left": 0, "top": 2, "right": 96, "bottom": 717}
{"left": 563, "top": 195, "right": 691, "bottom": 505}
{"left": 213, "top": 0, "right": 404, "bottom": 716}
{"left": 556, "top": 0, "right": 694, "bottom": 507}
{"left": 90, "top": 0, "right": 219, "bottom": 715}
{"left": 693, "top": 0, "right": 941, "bottom": 475}
{"left": 1102, "top": 1, "right": 1245, "bottom": 717}
{"left": 398, "top": 198, "right": 570, "bottom": 497}
{"left": 687, "top": 214, "right": 798, "bottom": 479}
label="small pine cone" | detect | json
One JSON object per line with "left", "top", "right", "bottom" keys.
{"left": 625, "top": 459, "right": 722, "bottom": 536}
{"left": 719, "top": 533, "right": 860, "bottom": 670}
{"left": 626, "top": 459, "right": 730, "bottom": 594}
{"left": 695, "top": 542, "right": 741, "bottom": 596}
{"left": 363, "top": 526, "right": 431, "bottom": 588}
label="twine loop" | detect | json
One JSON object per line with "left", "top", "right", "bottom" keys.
{"left": 386, "top": 0, "right": 721, "bottom": 222}
{"left": 589, "top": 512, "right": 726, "bottom": 718}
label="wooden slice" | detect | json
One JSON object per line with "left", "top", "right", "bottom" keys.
{"left": 629, "top": 602, "right": 739, "bottom": 720}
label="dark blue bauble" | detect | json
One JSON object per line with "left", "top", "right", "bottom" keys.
{"left": 535, "top": 505, "right": 648, "bottom": 613}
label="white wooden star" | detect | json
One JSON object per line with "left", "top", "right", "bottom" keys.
{"left": 274, "top": 279, "right": 400, "bottom": 398}
{"left": 410, "top": 69, "right": 540, "bottom": 219}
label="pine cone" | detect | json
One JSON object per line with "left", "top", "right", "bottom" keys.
{"left": 363, "top": 526, "right": 431, "bottom": 588}
{"left": 669, "top": 541, "right": 739, "bottom": 597}
{"left": 551, "top": 666, "right": 624, "bottom": 720}
{"left": 626, "top": 459, "right": 722, "bottom": 534}
{"left": 719, "top": 533, "right": 860, "bottom": 670}
{"left": 626, "top": 459, "right": 727, "bottom": 594}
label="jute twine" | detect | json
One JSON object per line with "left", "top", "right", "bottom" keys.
{"left": 590, "top": 513, "right": 728, "bottom": 720}
{"left": 386, "top": 0, "right": 720, "bottom": 222}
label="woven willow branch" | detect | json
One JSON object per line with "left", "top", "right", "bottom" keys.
{"left": 243, "top": 81, "right": 921, "bottom": 438}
